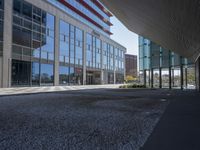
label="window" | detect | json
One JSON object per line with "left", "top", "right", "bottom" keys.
{"left": 59, "top": 66, "right": 69, "bottom": 85}
{"left": 32, "top": 62, "right": 40, "bottom": 85}
{"left": 0, "top": 0, "right": 4, "bottom": 10}
{"left": 13, "top": 0, "right": 21, "bottom": 14}
{"left": 22, "top": 1, "right": 32, "bottom": 19}
{"left": 41, "top": 64, "right": 54, "bottom": 85}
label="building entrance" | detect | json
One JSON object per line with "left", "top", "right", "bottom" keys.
{"left": 86, "top": 71, "right": 101, "bottom": 85}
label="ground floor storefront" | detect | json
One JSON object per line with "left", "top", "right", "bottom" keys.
{"left": 139, "top": 65, "right": 196, "bottom": 89}
{"left": 2, "top": 59, "right": 125, "bottom": 87}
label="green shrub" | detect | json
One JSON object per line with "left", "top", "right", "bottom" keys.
{"left": 119, "top": 84, "right": 146, "bottom": 89}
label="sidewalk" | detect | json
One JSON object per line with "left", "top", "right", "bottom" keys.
{"left": 0, "top": 84, "right": 121, "bottom": 96}
{"left": 141, "top": 90, "right": 200, "bottom": 150}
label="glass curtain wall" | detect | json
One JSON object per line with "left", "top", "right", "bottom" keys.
{"left": 12, "top": 0, "right": 55, "bottom": 86}
{"left": 139, "top": 36, "right": 195, "bottom": 89}
{"left": 59, "top": 20, "right": 83, "bottom": 85}
{"left": 75, "top": 27, "right": 83, "bottom": 85}
{"left": 59, "top": 20, "right": 69, "bottom": 84}
{"left": 153, "top": 69, "right": 159, "bottom": 88}
{"left": 86, "top": 33, "right": 92, "bottom": 68}
{"left": 103, "top": 42, "right": 107, "bottom": 70}
{"left": 86, "top": 33, "right": 102, "bottom": 84}
{"left": 186, "top": 65, "right": 195, "bottom": 89}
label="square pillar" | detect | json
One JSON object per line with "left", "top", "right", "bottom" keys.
{"left": 159, "top": 67, "right": 162, "bottom": 88}
{"left": 195, "top": 57, "right": 200, "bottom": 91}
{"left": 54, "top": 16, "right": 60, "bottom": 86}
{"left": 151, "top": 68, "right": 154, "bottom": 88}
{"left": 180, "top": 57, "right": 184, "bottom": 90}
{"left": 169, "top": 67, "right": 172, "bottom": 89}
{"left": 144, "top": 70, "right": 146, "bottom": 87}
{"left": 2, "top": 0, "right": 12, "bottom": 88}
{"left": 83, "top": 31, "right": 87, "bottom": 85}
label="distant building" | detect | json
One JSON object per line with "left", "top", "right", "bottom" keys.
{"left": 125, "top": 54, "right": 137, "bottom": 77}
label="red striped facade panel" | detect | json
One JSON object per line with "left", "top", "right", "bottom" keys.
{"left": 76, "top": 0, "right": 113, "bottom": 26}
{"left": 90, "top": 0, "right": 113, "bottom": 17}
{"left": 58, "top": 0, "right": 112, "bottom": 35}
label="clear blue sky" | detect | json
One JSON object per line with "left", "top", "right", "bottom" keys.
{"left": 110, "top": 17, "right": 138, "bottom": 56}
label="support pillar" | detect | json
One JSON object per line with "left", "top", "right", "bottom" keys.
{"left": 185, "top": 68, "right": 188, "bottom": 89}
{"left": 2, "top": 0, "right": 12, "bottom": 88}
{"left": 114, "top": 70, "right": 116, "bottom": 84}
{"left": 195, "top": 57, "right": 200, "bottom": 91}
{"left": 144, "top": 70, "right": 146, "bottom": 87}
{"left": 100, "top": 70, "right": 104, "bottom": 84}
{"left": 148, "top": 70, "right": 151, "bottom": 87}
{"left": 180, "top": 57, "right": 184, "bottom": 90}
{"left": 172, "top": 69, "right": 175, "bottom": 87}
{"left": 83, "top": 31, "right": 87, "bottom": 85}
{"left": 169, "top": 67, "right": 172, "bottom": 89}
{"left": 159, "top": 67, "right": 162, "bottom": 88}
{"left": 151, "top": 68, "right": 154, "bottom": 88}
{"left": 54, "top": 16, "right": 59, "bottom": 86}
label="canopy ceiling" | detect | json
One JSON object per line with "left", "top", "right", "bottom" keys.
{"left": 100, "top": 0, "right": 200, "bottom": 62}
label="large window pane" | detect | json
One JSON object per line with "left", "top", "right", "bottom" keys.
{"left": 13, "top": 26, "right": 31, "bottom": 47}
{"left": 22, "top": 1, "right": 32, "bottom": 19}
{"left": 12, "top": 60, "right": 31, "bottom": 86}
{"left": 32, "top": 62, "right": 40, "bottom": 85}
{"left": 41, "top": 64, "right": 54, "bottom": 85}
{"left": 59, "top": 66, "right": 69, "bottom": 85}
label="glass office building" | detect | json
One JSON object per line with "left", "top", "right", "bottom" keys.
{"left": 0, "top": 0, "right": 126, "bottom": 88}
{"left": 139, "top": 36, "right": 195, "bottom": 89}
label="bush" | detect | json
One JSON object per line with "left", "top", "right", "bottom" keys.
{"left": 119, "top": 84, "right": 146, "bottom": 89}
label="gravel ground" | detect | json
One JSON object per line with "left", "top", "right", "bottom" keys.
{"left": 0, "top": 89, "right": 169, "bottom": 150}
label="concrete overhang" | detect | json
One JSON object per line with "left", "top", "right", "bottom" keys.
{"left": 100, "top": 0, "right": 200, "bottom": 62}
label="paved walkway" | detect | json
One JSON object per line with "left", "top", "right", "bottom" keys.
{"left": 0, "top": 88, "right": 168, "bottom": 150}
{"left": 0, "top": 84, "right": 122, "bottom": 96}
{"left": 141, "top": 90, "right": 200, "bottom": 150}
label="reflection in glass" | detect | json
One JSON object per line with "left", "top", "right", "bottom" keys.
{"left": 41, "top": 64, "right": 54, "bottom": 85}
{"left": 32, "top": 62, "right": 40, "bottom": 85}
{"left": 59, "top": 66, "right": 69, "bottom": 85}
{"left": 12, "top": 60, "right": 31, "bottom": 86}
{"left": 161, "top": 69, "right": 169, "bottom": 88}
{"left": 153, "top": 69, "right": 159, "bottom": 88}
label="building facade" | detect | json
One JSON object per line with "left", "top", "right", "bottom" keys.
{"left": 139, "top": 36, "right": 195, "bottom": 89}
{"left": 0, "top": 0, "right": 126, "bottom": 88}
{"left": 125, "top": 54, "right": 137, "bottom": 78}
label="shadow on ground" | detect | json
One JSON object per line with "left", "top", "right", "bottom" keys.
{"left": 0, "top": 88, "right": 172, "bottom": 150}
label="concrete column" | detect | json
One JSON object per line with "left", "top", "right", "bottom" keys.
{"left": 114, "top": 70, "right": 116, "bottom": 84}
{"left": 151, "top": 68, "right": 154, "bottom": 88}
{"left": 101, "top": 70, "right": 104, "bottom": 84}
{"left": 2, "top": 0, "right": 12, "bottom": 88}
{"left": 169, "top": 67, "right": 172, "bottom": 89}
{"left": 113, "top": 48, "right": 116, "bottom": 84}
{"left": 185, "top": 68, "right": 188, "bottom": 89}
{"left": 195, "top": 57, "right": 200, "bottom": 91}
{"left": 144, "top": 70, "right": 146, "bottom": 87}
{"left": 180, "top": 57, "right": 184, "bottom": 90}
{"left": 100, "top": 40, "right": 103, "bottom": 85}
{"left": 83, "top": 31, "right": 87, "bottom": 85}
{"left": 159, "top": 67, "right": 162, "bottom": 88}
{"left": 172, "top": 69, "right": 175, "bottom": 87}
{"left": 169, "top": 51, "right": 172, "bottom": 89}
{"left": 54, "top": 16, "right": 59, "bottom": 86}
